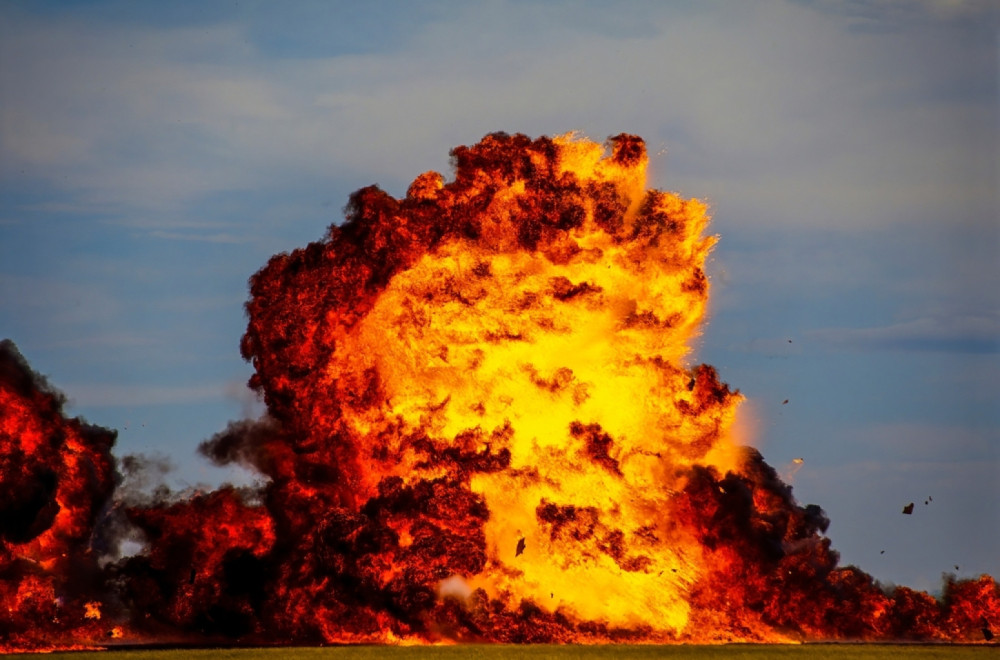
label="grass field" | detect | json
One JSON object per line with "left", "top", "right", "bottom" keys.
{"left": 3, "top": 645, "right": 995, "bottom": 660}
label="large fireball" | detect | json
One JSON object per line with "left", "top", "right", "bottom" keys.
{"left": 225, "top": 132, "right": 997, "bottom": 642}
{"left": 1, "top": 133, "right": 996, "bottom": 651}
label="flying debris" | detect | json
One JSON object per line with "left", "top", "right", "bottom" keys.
{"left": 1, "top": 134, "right": 998, "bottom": 650}
{"left": 792, "top": 458, "right": 804, "bottom": 465}
{"left": 903, "top": 503, "right": 915, "bottom": 515}
{"left": 782, "top": 399, "right": 789, "bottom": 405}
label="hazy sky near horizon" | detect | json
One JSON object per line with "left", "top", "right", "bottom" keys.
{"left": 1, "top": 0, "right": 997, "bottom": 593}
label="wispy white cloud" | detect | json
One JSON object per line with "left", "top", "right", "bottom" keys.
{"left": 808, "top": 312, "right": 1000, "bottom": 353}
{"left": 44, "top": 333, "right": 160, "bottom": 350}
{"left": 842, "top": 422, "right": 997, "bottom": 462}
{"left": 148, "top": 230, "right": 256, "bottom": 244}
{"left": 62, "top": 382, "right": 231, "bottom": 408}
{"left": 1, "top": 0, "right": 994, "bottom": 231}
{"left": 733, "top": 336, "right": 804, "bottom": 357}
{"left": 17, "top": 201, "right": 120, "bottom": 215}
{"left": 156, "top": 294, "right": 247, "bottom": 314}
{"left": 105, "top": 215, "right": 238, "bottom": 230}
{"left": 0, "top": 274, "right": 123, "bottom": 327}
{"left": 796, "top": 0, "right": 1000, "bottom": 31}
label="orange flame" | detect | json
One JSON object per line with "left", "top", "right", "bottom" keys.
{"left": 334, "top": 134, "right": 739, "bottom": 633}
{"left": 0, "top": 340, "right": 118, "bottom": 651}
{"left": 229, "top": 132, "right": 997, "bottom": 643}
{"left": 1, "top": 134, "right": 997, "bottom": 649}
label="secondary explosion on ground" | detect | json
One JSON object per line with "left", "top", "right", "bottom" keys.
{"left": 0, "top": 133, "right": 997, "bottom": 651}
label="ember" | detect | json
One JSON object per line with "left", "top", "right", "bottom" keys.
{"left": 1, "top": 133, "right": 997, "bottom": 650}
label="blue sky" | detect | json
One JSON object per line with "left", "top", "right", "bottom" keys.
{"left": 1, "top": 0, "right": 997, "bottom": 593}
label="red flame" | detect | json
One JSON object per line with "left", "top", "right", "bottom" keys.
{"left": 0, "top": 340, "right": 117, "bottom": 650}
{"left": 0, "top": 133, "right": 996, "bottom": 650}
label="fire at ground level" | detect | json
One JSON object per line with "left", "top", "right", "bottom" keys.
{"left": 2, "top": 133, "right": 997, "bottom": 650}
{"left": 1, "top": 643, "right": 998, "bottom": 660}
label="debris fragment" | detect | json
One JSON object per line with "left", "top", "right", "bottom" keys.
{"left": 792, "top": 458, "right": 804, "bottom": 465}
{"left": 902, "top": 503, "right": 914, "bottom": 515}
{"left": 515, "top": 537, "right": 526, "bottom": 557}
{"left": 782, "top": 399, "right": 789, "bottom": 405}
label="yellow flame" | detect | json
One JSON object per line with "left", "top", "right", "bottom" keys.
{"left": 325, "top": 134, "right": 741, "bottom": 633}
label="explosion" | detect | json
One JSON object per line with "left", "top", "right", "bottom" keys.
{"left": 1, "top": 133, "right": 997, "bottom": 650}
{"left": 0, "top": 340, "right": 117, "bottom": 651}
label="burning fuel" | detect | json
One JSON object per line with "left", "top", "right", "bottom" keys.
{"left": 1, "top": 133, "right": 997, "bottom": 650}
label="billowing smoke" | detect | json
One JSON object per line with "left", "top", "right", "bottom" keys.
{"left": 0, "top": 339, "right": 117, "bottom": 650}
{"left": 1, "top": 134, "right": 997, "bottom": 650}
